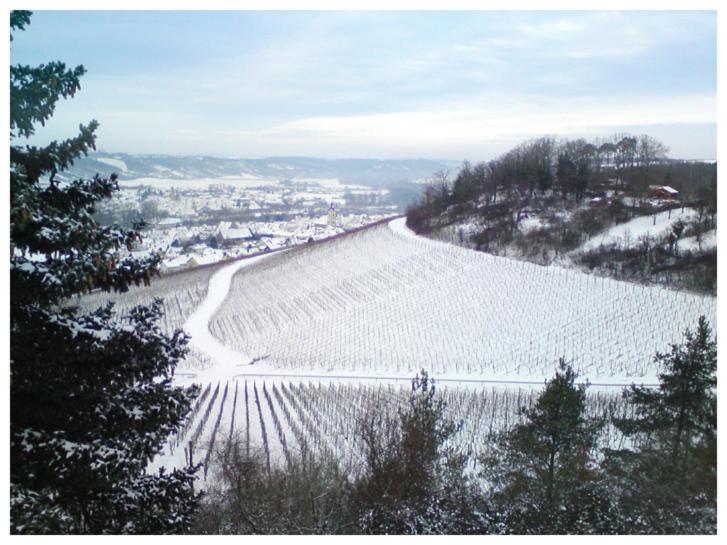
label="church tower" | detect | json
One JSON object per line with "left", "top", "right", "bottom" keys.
{"left": 327, "top": 203, "right": 337, "bottom": 228}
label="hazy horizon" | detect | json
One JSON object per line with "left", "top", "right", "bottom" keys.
{"left": 11, "top": 10, "right": 717, "bottom": 161}
{"left": 87, "top": 150, "right": 717, "bottom": 166}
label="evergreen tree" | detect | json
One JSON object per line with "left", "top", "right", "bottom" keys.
{"left": 352, "top": 371, "right": 496, "bottom": 534}
{"left": 483, "top": 360, "right": 611, "bottom": 534}
{"left": 10, "top": 11, "right": 200, "bottom": 533}
{"left": 605, "top": 316, "right": 717, "bottom": 533}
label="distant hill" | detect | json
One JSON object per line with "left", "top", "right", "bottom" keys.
{"left": 60, "top": 152, "right": 458, "bottom": 188}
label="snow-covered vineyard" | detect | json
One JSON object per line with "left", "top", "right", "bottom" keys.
{"left": 150, "top": 378, "right": 633, "bottom": 480}
{"left": 79, "top": 218, "right": 715, "bottom": 477}
{"left": 78, "top": 264, "right": 213, "bottom": 335}
{"left": 208, "top": 218, "right": 715, "bottom": 385}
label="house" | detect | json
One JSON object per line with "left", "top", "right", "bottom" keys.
{"left": 160, "top": 255, "right": 198, "bottom": 274}
{"left": 649, "top": 185, "right": 679, "bottom": 200}
{"left": 215, "top": 221, "right": 256, "bottom": 247}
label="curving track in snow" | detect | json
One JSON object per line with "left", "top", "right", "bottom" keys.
{"left": 180, "top": 253, "right": 278, "bottom": 385}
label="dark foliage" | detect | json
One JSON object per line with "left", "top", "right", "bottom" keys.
{"left": 482, "top": 360, "right": 608, "bottom": 534}
{"left": 603, "top": 316, "right": 717, "bottom": 533}
{"left": 10, "top": 12, "right": 200, "bottom": 533}
{"left": 194, "top": 439, "right": 352, "bottom": 534}
{"left": 350, "top": 371, "right": 498, "bottom": 534}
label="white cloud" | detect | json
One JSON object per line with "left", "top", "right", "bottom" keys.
{"left": 263, "top": 93, "right": 715, "bottom": 150}
{"left": 15, "top": 11, "right": 714, "bottom": 160}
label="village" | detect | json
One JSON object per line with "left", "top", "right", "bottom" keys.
{"left": 96, "top": 176, "right": 399, "bottom": 273}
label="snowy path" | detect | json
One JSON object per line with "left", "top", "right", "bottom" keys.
{"left": 180, "top": 253, "right": 279, "bottom": 385}
{"left": 388, "top": 216, "right": 417, "bottom": 238}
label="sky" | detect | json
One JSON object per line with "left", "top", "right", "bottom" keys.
{"left": 10, "top": 10, "right": 717, "bottom": 161}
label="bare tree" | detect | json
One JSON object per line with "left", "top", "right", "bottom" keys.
{"left": 637, "top": 134, "right": 669, "bottom": 191}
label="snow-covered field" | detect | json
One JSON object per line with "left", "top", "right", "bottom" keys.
{"left": 117, "top": 175, "right": 281, "bottom": 190}
{"left": 205, "top": 218, "right": 714, "bottom": 386}
{"left": 78, "top": 264, "right": 220, "bottom": 371}
{"left": 578, "top": 207, "right": 704, "bottom": 251}
{"left": 86, "top": 218, "right": 714, "bottom": 477}
{"left": 680, "top": 229, "right": 717, "bottom": 252}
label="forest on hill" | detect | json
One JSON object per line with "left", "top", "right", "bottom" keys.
{"left": 406, "top": 135, "right": 717, "bottom": 293}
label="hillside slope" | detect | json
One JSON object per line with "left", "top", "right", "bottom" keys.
{"left": 206, "top": 218, "right": 715, "bottom": 385}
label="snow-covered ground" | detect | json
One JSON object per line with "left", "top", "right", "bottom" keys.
{"left": 182, "top": 252, "right": 285, "bottom": 385}
{"left": 205, "top": 217, "right": 714, "bottom": 386}
{"left": 79, "top": 215, "right": 716, "bottom": 387}
{"left": 144, "top": 216, "right": 715, "bottom": 477}
{"left": 678, "top": 229, "right": 717, "bottom": 252}
{"left": 579, "top": 208, "right": 700, "bottom": 251}
{"left": 151, "top": 375, "right": 630, "bottom": 480}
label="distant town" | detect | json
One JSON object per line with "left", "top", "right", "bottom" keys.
{"left": 95, "top": 173, "right": 401, "bottom": 273}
